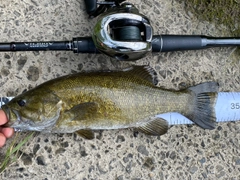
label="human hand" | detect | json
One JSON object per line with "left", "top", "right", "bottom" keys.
{"left": 0, "top": 110, "right": 14, "bottom": 147}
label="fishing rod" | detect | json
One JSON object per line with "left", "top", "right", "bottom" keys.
{"left": 0, "top": 0, "right": 239, "bottom": 61}
{"left": 1, "top": 1, "right": 240, "bottom": 126}
{"left": 1, "top": 92, "right": 240, "bottom": 125}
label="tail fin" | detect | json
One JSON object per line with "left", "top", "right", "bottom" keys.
{"left": 186, "top": 82, "right": 218, "bottom": 130}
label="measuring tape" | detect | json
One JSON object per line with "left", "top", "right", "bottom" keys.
{"left": 156, "top": 92, "right": 240, "bottom": 125}
{"left": 1, "top": 93, "right": 240, "bottom": 125}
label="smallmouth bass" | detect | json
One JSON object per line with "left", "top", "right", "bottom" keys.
{"left": 1, "top": 66, "right": 218, "bottom": 139}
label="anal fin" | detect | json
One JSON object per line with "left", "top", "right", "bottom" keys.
{"left": 76, "top": 129, "right": 95, "bottom": 140}
{"left": 136, "top": 117, "right": 169, "bottom": 136}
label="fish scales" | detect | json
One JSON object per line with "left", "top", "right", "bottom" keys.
{"left": 1, "top": 66, "right": 218, "bottom": 138}
{"left": 44, "top": 72, "right": 190, "bottom": 128}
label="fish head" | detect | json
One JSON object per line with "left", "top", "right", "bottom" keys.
{"left": 2, "top": 88, "right": 63, "bottom": 132}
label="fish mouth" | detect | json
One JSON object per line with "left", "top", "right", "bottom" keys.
{"left": 1, "top": 105, "right": 11, "bottom": 125}
{"left": 1, "top": 105, "right": 9, "bottom": 120}
{"left": 1, "top": 106, "right": 33, "bottom": 132}
{"left": 1, "top": 105, "right": 22, "bottom": 127}
{"left": 2, "top": 105, "right": 60, "bottom": 132}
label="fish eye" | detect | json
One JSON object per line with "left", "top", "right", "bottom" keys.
{"left": 17, "top": 99, "right": 26, "bottom": 107}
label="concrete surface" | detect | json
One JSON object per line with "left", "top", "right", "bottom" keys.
{"left": 0, "top": 0, "right": 240, "bottom": 179}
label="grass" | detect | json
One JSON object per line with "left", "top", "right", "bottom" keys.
{"left": 179, "top": 0, "right": 240, "bottom": 61}
{"left": 0, "top": 132, "right": 35, "bottom": 174}
{"left": 180, "top": 0, "right": 240, "bottom": 36}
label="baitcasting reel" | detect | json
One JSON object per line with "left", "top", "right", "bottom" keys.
{"left": 91, "top": 2, "right": 152, "bottom": 60}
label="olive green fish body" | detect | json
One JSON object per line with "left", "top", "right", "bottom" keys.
{"left": 39, "top": 71, "right": 190, "bottom": 130}
{"left": 2, "top": 66, "right": 218, "bottom": 138}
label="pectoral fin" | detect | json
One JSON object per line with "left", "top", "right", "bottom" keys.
{"left": 76, "top": 129, "right": 95, "bottom": 140}
{"left": 136, "top": 117, "right": 169, "bottom": 136}
{"left": 68, "top": 102, "right": 98, "bottom": 121}
{"left": 57, "top": 102, "right": 98, "bottom": 127}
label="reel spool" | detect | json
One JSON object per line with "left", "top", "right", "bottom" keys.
{"left": 92, "top": 3, "right": 153, "bottom": 61}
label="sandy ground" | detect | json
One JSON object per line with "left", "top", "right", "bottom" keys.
{"left": 0, "top": 0, "right": 240, "bottom": 179}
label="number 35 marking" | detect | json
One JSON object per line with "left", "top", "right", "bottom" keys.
{"left": 231, "top": 103, "right": 240, "bottom": 109}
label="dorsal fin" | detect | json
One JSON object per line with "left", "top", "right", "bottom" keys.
{"left": 124, "top": 66, "right": 158, "bottom": 85}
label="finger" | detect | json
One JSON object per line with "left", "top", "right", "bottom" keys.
{"left": 0, "top": 110, "right": 8, "bottom": 125}
{"left": 2, "top": 128, "right": 14, "bottom": 138}
{"left": 0, "top": 133, "right": 6, "bottom": 148}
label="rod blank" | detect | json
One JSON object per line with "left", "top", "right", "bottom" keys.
{"left": 0, "top": 35, "right": 239, "bottom": 54}
{"left": 0, "top": 37, "right": 98, "bottom": 53}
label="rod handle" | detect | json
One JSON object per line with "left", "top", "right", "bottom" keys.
{"left": 152, "top": 35, "right": 205, "bottom": 52}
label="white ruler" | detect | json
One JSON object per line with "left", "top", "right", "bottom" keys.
{"left": 1, "top": 93, "right": 240, "bottom": 125}
{"left": 215, "top": 92, "right": 240, "bottom": 122}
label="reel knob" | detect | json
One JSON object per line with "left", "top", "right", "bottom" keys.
{"left": 92, "top": 3, "right": 153, "bottom": 61}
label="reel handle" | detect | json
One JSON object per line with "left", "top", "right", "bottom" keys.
{"left": 83, "top": 0, "right": 126, "bottom": 18}
{"left": 84, "top": 0, "right": 97, "bottom": 15}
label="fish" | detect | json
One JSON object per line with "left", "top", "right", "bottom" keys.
{"left": 1, "top": 66, "right": 218, "bottom": 139}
